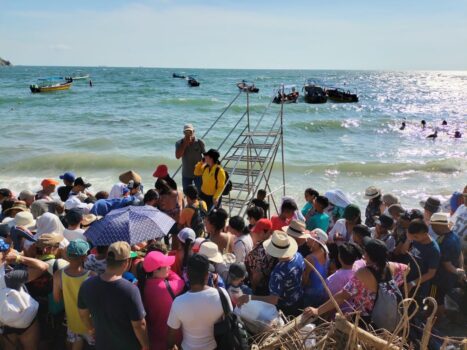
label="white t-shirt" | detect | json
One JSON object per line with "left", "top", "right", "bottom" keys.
{"left": 233, "top": 234, "right": 253, "bottom": 263}
{"left": 328, "top": 219, "right": 351, "bottom": 245}
{"left": 63, "top": 228, "right": 86, "bottom": 242}
{"left": 451, "top": 204, "right": 467, "bottom": 246}
{"left": 167, "top": 287, "right": 232, "bottom": 350}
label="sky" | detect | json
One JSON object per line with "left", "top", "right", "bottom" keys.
{"left": 1, "top": 0, "right": 466, "bottom": 70}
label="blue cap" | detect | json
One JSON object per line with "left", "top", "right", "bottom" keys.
{"left": 0, "top": 238, "right": 10, "bottom": 252}
{"left": 59, "top": 172, "right": 76, "bottom": 183}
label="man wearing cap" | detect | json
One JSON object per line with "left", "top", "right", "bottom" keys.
{"left": 420, "top": 196, "right": 441, "bottom": 239}
{"left": 69, "top": 177, "right": 95, "bottom": 203}
{"left": 364, "top": 186, "right": 382, "bottom": 228}
{"left": 78, "top": 241, "right": 148, "bottom": 350}
{"left": 36, "top": 178, "right": 60, "bottom": 201}
{"left": 238, "top": 230, "right": 305, "bottom": 317}
{"left": 244, "top": 218, "right": 276, "bottom": 295}
{"left": 57, "top": 172, "right": 76, "bottom": 202}
{"left": 175, "top": 123, "right": 206, "bottom": 191}
{"left": 53, "top": 240, "right": 93, "bottom": 349}
{"left": 430, "top": 213, "right": 465, "bottom": 313}
{"left": 371, "top": 214, "right": 396, "bottom": 252}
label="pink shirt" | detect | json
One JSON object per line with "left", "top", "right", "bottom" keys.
{"left": 143, "top": 271, "right": 185, "bottom": 350}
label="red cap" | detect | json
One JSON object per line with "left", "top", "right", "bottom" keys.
{"left": 41, "top": 178, "right": 59, "bottom": 187}
{"left": 143, "top": 251, "right": 175, "bottom": 273}
{"left": 251, "top": 218, "right": 273, "bottom": 234}
{"left": 153, "top": 164, "right": 169, "bottom": 178}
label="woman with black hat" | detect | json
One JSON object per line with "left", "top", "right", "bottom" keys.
{"left": 304, "top": 237, "right": 408, "bottom": 330}
{"left": 193, "top": 149, "right": 226, "bottom": 210}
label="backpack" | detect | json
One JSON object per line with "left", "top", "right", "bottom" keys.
{"left": 368, "top": 265, "right": 402, "bottom": 332}
{"left": 188, "top": 203, "right": 207, "bottom": 237}
{"left": 214, "top": 288, "right": 250, "bottom": 350}
{"left": 215, "top": 167, "right": 232, "bottom": 196}
{"left": 0, "top": 266, "right": 39, "bottom": 329}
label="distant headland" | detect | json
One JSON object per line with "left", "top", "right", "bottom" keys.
{"left": 0, "top": 57, "right": 12, "bottom": 66}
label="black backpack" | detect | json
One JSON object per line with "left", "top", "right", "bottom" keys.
{"left": 215, "top": 167, "right": 232, "bottom": 196}
{"left": 189, "top": 203, "right": 207, "bottom": 237}
{"left": 214, "top": 288, "right": 249, "bottom": 350}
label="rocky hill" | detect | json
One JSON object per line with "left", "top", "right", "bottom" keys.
{"left": 0, "top": 57, "right": 12, "bottom": 66}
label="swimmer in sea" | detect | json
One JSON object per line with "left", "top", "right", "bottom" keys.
{"left": 399, "top": 122, "right": 406, "bottom": 130}
{"left": 442, "top": 120, "right": 447, "bottom": 126}
{"left": 421, "top": 120, "right": 426, "bottom": 129}
{"left": 454, "top": 131, "right": 462, "bottom": 139}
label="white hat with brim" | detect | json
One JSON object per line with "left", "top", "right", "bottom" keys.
{"left": 13, "top": 211, "right": 37, "bottom": 231}
{"left": 263, "top": 230, "right": 298, "bottom": 259}
{"left": 324, "top": 190, "right": 351, "bottom": 208}
{"left": 283, "top": 220, "right": 308, "bottom": 239}
{"left": 364, "top": 186, "right": 382, "bottom": 200}
{"left": 199, "top": 241, "right": 224, "bottom": 264}
{"left": 429, "top": 212, "right": 450, "bottom": 226}
{"left": 307, "top": 229, "right": 329, "bottom": 254}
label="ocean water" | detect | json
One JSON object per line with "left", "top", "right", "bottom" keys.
{"left": 0, "top": 66, "right": 466, "bottom": 209}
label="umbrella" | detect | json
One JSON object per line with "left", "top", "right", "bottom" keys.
{"left": 84, "top": 205, "right": 175, "bottom": 246}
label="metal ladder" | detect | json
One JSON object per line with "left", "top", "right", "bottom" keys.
{"left": 173, "top": 89, "right": 286, "bottom": 217}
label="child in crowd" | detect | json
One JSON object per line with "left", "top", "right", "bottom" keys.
{"left": 306, "top": 195, "right": 329, "bottom": 232}
{"left": 225, "top": 263, "right": 252, "bottom": 306}
{"left": 251, "top": 189, "right": 269, "bottom": 218}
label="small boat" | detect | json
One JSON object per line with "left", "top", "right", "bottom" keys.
{"left": 237, "top": 80, "right": 259, "bottom": 93}
{"left": 326, "top": 87, "right": 358, "bottom": 103}
{"left": 30, "top": 81, "right": 72, "bottom": 93}
{"left": 303, "top": 80, "right": 327, "bottom": 104}
{"left": 30, "top": 77, "right": 72, "bottom": 93}
{"left": 273, "top": 84, "right": 299, "bottom": 104}
{"left": 172, "top": 73, "right": 186, "bottom": 79}
{"left": 187, "top": 76, "right": 200, "bottom": 87}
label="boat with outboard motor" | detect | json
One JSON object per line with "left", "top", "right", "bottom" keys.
{"left": 326, "top": 87, "right": 358, "bottom": 102}
{"left": 187, "top": 76, "right": 200, "bottom": 87}
{"left": 237, "top": 80, "right": 259, "bottom": 93}
{"left": 29, "top": 77, "right": 73, "bottom": 93}
{"left": 303, "top": 80, "right": 327, "bottom": 104}
{"left": 173, "top": 73, "right": 186, "bottom": 79}
{"left": 273, "top": 84, "right": 299, "bottom": 104}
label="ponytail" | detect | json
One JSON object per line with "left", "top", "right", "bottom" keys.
{"left": 182, "top": 238, "right": 193, "bottom": 270}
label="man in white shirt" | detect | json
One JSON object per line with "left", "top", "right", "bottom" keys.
{"left": 167, "top": 254, "right": 232, "bottom": 350}
{"left": 451, "top": 190, "right": 467, "bottom": 253}
{"left": 63, "top": 209, "right": 86, "bottom": 241}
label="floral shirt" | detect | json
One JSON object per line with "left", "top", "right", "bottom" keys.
{"left": 245, "top": 242, "right": 277, "bottom": 293}
{"left": 343, "top": 263, "right": 407, "bottom": 316}
{"left": 269, "top": 253, "right": 305, "bottom": 307}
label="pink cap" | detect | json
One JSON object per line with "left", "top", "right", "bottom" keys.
{"left": 143, "top": 251, "right": 175, "bottom": 273}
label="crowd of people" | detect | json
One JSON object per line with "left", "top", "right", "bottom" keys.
{"left": 0, "top": 123, "right": 466, "bottom": 350}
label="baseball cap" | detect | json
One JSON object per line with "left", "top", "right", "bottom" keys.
{"left": 74, "top": 177, "right": 91, "bottom": 188}
{"left": 37, "top": 233, "right": 64, "bottom": 248}
{"left": 153, "top": 164, "right": 169, "bottom": 178}
{"left": 59, "top": 172, "right": 76, "bottom": 183}
{"left": 252, "top": 218, "right": 273, "bottom": 234}
{"left": 143, "top": 251, "right": 175, "bottom": 273}
{"left": 41, "top": 178, "right": 60, "bottom": 187}
{"left": 183, "top": 124, "right": 194, "bottom": 132}
{"left": 0, "top": 238, "right": 10, "bottom": 252}
{"left": 67, "top": 239, "right": 90, "bottom": 257}
{"left": 375, "top": 214, "right": 394, "bottom": 229}
{"left": 107, "top": 241, "right": 131, "bottom": 261}
{"left": 229, "top": 263, "right": 248, "bottom": 280}
{"left": 178, "top": 228, "right": 196, "bottom": 244}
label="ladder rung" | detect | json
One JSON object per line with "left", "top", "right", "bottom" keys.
{"left": 224, "top": 168, "right": 261, "bottom": 176}
{"left": 224, "top": 155, "right": 268, "bottom": 162}
{"left": 233, "top": 143, "right": 275, "bottom": 149}
{"left": 221, "top": 198, "right": 249, "bottom": 209}
{"left": 242, "top": 131, "right": 280, "bottom": 137}
{"left": 231, "top": 182, "right": 255, "bottom": 191}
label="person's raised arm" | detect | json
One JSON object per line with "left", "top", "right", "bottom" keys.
{"left": 6, "top": 252, "right": 48, "bottom": 282}
{"left": 175, "top": 139, "right": 188, "bottom": 159}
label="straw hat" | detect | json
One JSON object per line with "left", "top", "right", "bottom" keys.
{"left": 263, "top": 230, "right": 298, "bottom": 259}
{"left": 282, "top": 220, "right": 308, "bottom": 239}
{"left": 198, "top": 241, "right": 224, "bottom": 264}
{"left": 3, "top": 201, "right": 29, "bottom": 215}
{"left": 364, "top": 186, "right": 381, "bottom": 199}
{"left": 13, "top": 211, "right": 37, "bottom": 231}
{"left": 429, "top": 212, "right": 450, "bottom": 226}
{"left": 119, "top": 170, "right": 142, "bottom": 185}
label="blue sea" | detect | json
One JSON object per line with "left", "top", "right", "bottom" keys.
{"left": 0, "top": 66, "right": 466, "bottom": 209}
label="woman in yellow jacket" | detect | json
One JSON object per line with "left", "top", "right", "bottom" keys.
{"left": 194, "top": 148, "right": 226, "bottom": 210}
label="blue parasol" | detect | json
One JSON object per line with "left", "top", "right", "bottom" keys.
{"left": 84, "top": 205, "right": 175, "bottom": 246}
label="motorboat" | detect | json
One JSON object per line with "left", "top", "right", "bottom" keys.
{"left": 273, "top": 84, "right": 299, "bottom": 104}
{"left": 187, "top": 76, "right": 200, "bottom": 87}
{"left": 173, "top": 73, "right": 186, "bottom": 79}
{"left": 30, "top": 77, "right": 72, "bottom": 93}
{"left": 237, "top": 80, "right": 259, "bottom": 93}
{"left": 303, "top": 80, "right": 327, "bottom": 104}
{"left": 326, "top": 87, "right": 358, "bottom": 102}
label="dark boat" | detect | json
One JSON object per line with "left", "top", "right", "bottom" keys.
{"left": 326, "top": 87, "right": 358, "bottom": 102}
{"left": 303, "top": 80, "right": 327, "bottom": 104}
{"left": 173, "top": 73, "right": 185, "bottom": 79}
{"left": 273, "top": 85, "right": 299, "bottom": 104}
{"left": 237, "top": 80, "right": 259, "bottom": 93}
{"left": 187, "top": 76, "right": 200, "bottom": 87}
